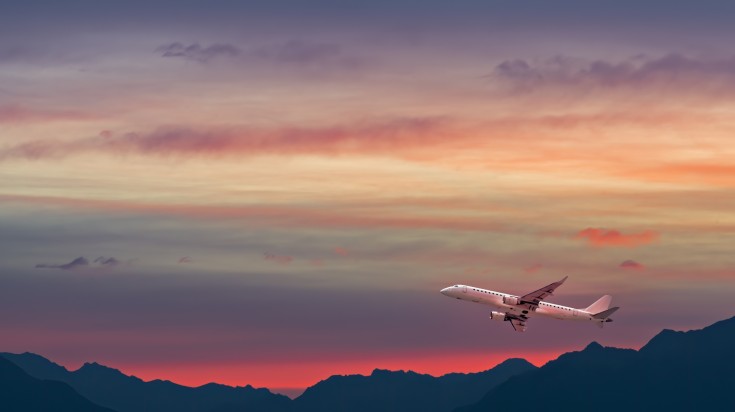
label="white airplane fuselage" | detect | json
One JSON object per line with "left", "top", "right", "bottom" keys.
{"left": 441, "top": 284, "right": 596, "bottom": 322}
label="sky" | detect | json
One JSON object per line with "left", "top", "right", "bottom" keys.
{"left": 1, "top": 0, "right": 735, "bottom": 397}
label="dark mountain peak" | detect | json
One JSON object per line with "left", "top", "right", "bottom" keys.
{"left": 3, "top": 352, "right": 61, "bottom": 366}
{"left": 0, "top": 356, "right": 113, "bottom": 411}
{"left": 75, "top": 361, "right": 141, "bottom": 382}
{"left": 370, "top": 368, "right": 421, "bottom": 378}
{"left": 1, "top": 351, "right": 70, "bottom": 381}
{"left": 494, "top": 358, "right": 535, "bottom": 369}
{"left": 641, "top": 315, "right": 735, "bottom": 356}
{"left": 583, "top": 341, "right": 604, "bottom": 351}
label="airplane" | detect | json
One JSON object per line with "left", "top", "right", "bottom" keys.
{"left": 440, "top": 276, "right": 619, "bottom": 332}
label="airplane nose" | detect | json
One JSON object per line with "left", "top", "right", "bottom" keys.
{"left": 440, "top": 287, "right": 451, "bottom": 296}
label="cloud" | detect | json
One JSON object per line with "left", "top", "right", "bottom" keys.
{"left": 491, "top": 54, "right": 735, "bottom": 96}
{"left": 524, "top": 263, "right": 543, "bottom": 274}
{"left": 252, "top": 40, "right": 360, "bottom": 68}
{"left": 1, "top": 193, "right": 509, "bottom": 233}
{"left": 0, "top": 117, "right": 451, "bottom": 161}
{"left": 0, "top": 105, "right": 97, "bottom": 123}
{"left": 574, "top": 228, "right": 659, "bottom": 248}
{"left": 157, "top": 42, "right": 242, "bottom": 63}
{"left": 264, "top": 252, "right": 294, "bottom": 265}
{"left": 334, "top": 247, "right": 350, "bottom": 256}
{"left": 35, "top": 256, "right": 121, "bottom": 271}
{"left": 157, "top": 41, "right": 361, "bottom": 68}
{"left": 620, "top": 259, "right": 645, "bottom": 270}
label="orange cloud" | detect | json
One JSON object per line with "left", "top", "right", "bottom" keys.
{"left": 575, "top": 228, "right": 659, "bottom": 248}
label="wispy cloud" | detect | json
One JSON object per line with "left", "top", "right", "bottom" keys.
{"left": 0, "top": 117, "right": 450, "bottom": 161}
{"left": 491, "top": 54, "right": 735, "bottom": 97}
{"left": 264, "top": 252, "right": 294, "bottom": 264}
{"left": 0, "top": 104, "right": 97, "bottom": 123}
{"left": 157, "top": 42, "right": 242, "bottom": 63}
{"left": 334, "top": 247, "right": 350, "bottom": 256}
{"left": 35, "top": 256, "right": 122, "bottom": 271}
{"left": 574, "top": 228, "right": 659, "bottom": 248}
{"left": 524, "top": 263, "right": 543, "bottom": 274}
{"left": 157, "top": 40, "right": 362, "bottom": 69}
{"left": 620, "top": 259, "right": 645, "bottom": 270}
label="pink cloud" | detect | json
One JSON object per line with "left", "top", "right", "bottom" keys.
{"left": 334, "top": 247, "right": 349, "bottom": 256}
{"left": 0, "top": 117, "right": 451, "bottom": 161}
{"left": 619, "top": 259, "right": 645, "bottom": 270}
{"left": 574, "top": 228, "right": 659, "bottom": 248}
{"left": 524, "top": 263, "right": 543, "bottom": 274}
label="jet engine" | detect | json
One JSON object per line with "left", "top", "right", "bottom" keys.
{"left": 503, "top": 296, "right": 520, "bottom": 305}
{"left": 489, "top": 311, "right": 506, "bottom": 321}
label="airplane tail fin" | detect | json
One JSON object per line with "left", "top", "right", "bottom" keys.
{"left": 585, "top": 295, "right": 612, "bottom": 314}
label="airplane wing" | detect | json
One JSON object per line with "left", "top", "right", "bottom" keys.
{"left": 519, "top": 276, "right": 568, "bottom": 309}
{"left": 509, "top": 318, "right": 527, "bottom": 333}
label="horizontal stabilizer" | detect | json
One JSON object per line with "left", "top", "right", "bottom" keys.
{"left": 593, "top": 306, "right": 619, "bottom": 319}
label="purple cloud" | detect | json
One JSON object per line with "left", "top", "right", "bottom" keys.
{"left": 157, "top": 42, "right": 242, "bottom": 63}
{"left": 157, "top": 40, "right": 362, "bottom": 69}
{"left": 35, "top": 256, "right": 122, "bottom": 271}
{"left": 491, "top": 54, "right": 735, "bottom": 94}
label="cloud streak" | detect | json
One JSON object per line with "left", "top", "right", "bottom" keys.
{"left": 491, "top": 54, "right": 735, "bottom": 97}
{"left": 35, "top": 256, "right": 121, "bottom": 271}
{"left": 157, "top": 42, "right": 242, "bottom": 63}
{"left": 0, "top": 117, "right": 452, "bottom": 161}
{"left": 574, "top": 228, "right": 659, "bottom": 248}
{"left": 0, "top": 105, "right": 97, "bottom": 123}
{"left": 620, "top": 260, "right": 645, "bottom": 270}
{"left": 157, "top": 41, "right": 362, "bottom": 69}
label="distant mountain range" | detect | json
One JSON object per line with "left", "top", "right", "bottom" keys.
{"left": 457, "top": 315, "right": 735, "bottom": 412}
{"left": 0, "top": 356, "right": 112, "bottom": 412}
{"left": 293, "top": 358, "right": 536, "bottom": 412}
{"left": 2, "top": 315, "right": 734, "bottom": 412}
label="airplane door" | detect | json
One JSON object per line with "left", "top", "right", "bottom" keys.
{"left": 573, "top": 310, "right": 580, "bottom": 317}
{"left": 462, "top": 286, "right": 467, "bottom": 294}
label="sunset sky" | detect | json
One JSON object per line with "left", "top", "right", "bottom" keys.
{"left": 2, "top": 0, "right": 734, "bottom": 397}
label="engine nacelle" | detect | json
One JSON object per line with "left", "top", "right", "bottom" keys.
{"left": 503, "top": 295, "right": 521, "bottom": 306}
{"left": 489, "top": 311, "right": 506, "bottom": 321}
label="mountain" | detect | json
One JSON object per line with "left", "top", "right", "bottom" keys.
{"left": 0, "top": 353, "right": 292, "bottom": 412}
{"left": 293, "top": 358, "right": 536, "bottom": 412}
{"left": 0, "top": 356, "right": 114, "bottom": 412}
{"left": 457, "top": 316, "right": 735, "bottom": 412}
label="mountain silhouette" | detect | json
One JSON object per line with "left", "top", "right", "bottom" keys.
{"left": 0, "top": 353, "right": 291, "bottom": 412}
{"left": 294, "top": 358, "right": 536, "bottom": 412}
{"left": 0, "top": 356, "right": 114, "bottom": 412}
{"left": 4, "top": 315, "right": 734, "bottom": 412}
{"left": 457, "top": 315, "right": 735, "bottom": 412}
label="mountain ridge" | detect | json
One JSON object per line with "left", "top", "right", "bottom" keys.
{"left": 456, "top": 315, "right": 735, "bottom": 412}
{"left": 4, "top": 315, "right": 734, "bottom": 412}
